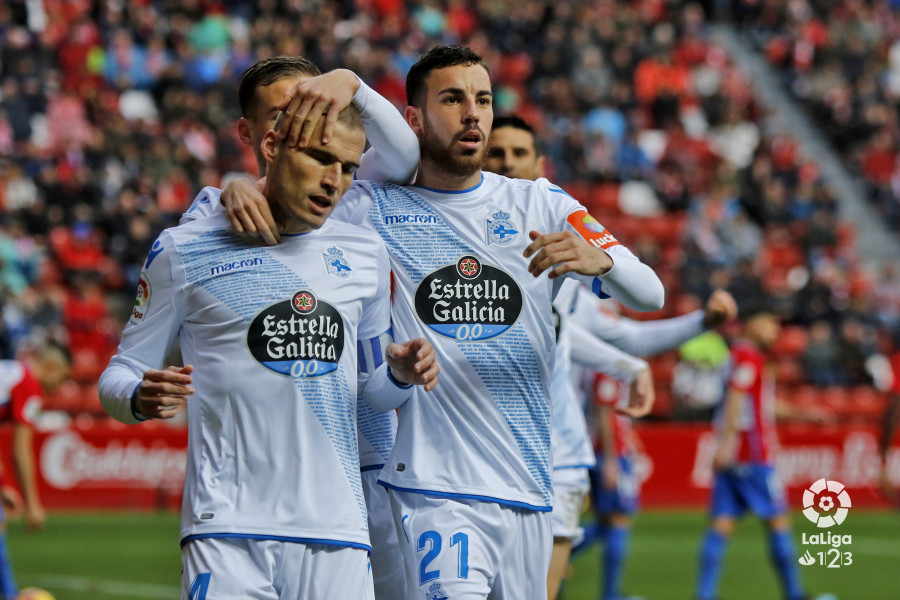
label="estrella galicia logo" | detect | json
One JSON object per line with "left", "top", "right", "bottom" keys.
{"left": 485, "top": 209, "right": 520, "bottom": 246}
{"left": 247, "top": 290, "right": 345, "bottom": 378}
{"left": 415, "top": 255, "right": 522, "bottom": 341}
{"left": 322, "top": 246, "right": 352, "bottom": 278}
{"left": 144, "top": 239, "right": 164, "bottom": 269}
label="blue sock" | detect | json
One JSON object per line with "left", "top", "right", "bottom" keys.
{"left": 697, "top": 529, "right": 728, "bottom": 600}
{"left": 572, "top": 522, "right": 606, "bottom": 557}
{"left": 0, "top": 532, "right": 18, "bottom": 600}
{"left": 768, "top": 529, "right": 805, "bottom": 600}
{"left": 602, "top": 525, "right": 629, "bottom": 600}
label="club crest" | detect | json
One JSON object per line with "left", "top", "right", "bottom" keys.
{"left": 485, "top": 209, "right": 519, "bottom": 246}
{"left": 322, "top": 246, "right": 352, "bottom": 278}
{"left": 425, "top": 582, "right": 449, "bottom": 600}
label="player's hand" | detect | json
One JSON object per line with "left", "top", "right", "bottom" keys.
{"left": 135, "top": 366, "right": 195, "bottom": 420}
{"left": 712, "top": 445, "right": 735, "bottom": 472}
{"left": 619, "top": 367, "right": 654, "bottom": 418}
{"left": 702, "top": 289, "right": 738, "bottom": 328}
{"left": 524, "top": 230, "right": 613, "bottom": 279}
{"left": 24, "top": 502, "right": 45, "bottom": 531}
{"left": 602, "top": 456, "right": 620, "bottom": 490}
{"left": 277, "top": 69, "right": 361, "bottom": 148}
{"left": 222, "top": 177, "right": 281, "bottom": 246}
{"left": 385, "top": 338, "right": 440, "bottom": 392}
{"left": 0, "top": 486, "right": 23, "bottom": 516}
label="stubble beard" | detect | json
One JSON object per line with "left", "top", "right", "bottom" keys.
{"left": 420, "top": 119, "right": 487, "bottom": 178}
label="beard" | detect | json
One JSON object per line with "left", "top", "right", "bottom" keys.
{"left": 420, "top": 117, "right": 487, "bottom": 177}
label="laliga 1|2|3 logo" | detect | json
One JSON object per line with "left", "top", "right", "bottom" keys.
{"left": 797, "top": 479, "right": 853, "bottom": 569}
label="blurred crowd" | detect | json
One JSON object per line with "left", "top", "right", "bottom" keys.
{"left": 0, "top": 0, "right": 897, "bottom": 418}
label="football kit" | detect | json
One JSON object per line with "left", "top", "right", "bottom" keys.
{"left": 99, "top": 214, "right": 409, "bottom": 599}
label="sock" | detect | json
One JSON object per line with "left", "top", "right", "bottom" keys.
{"left": 602, "top": 525, "right": 630, "bottom": 600}
{"left": 696, "top": 529, "right": 728, "bottom": 600}
{"left": 572, "top": 522, "right": 607, "bottom": 557}
{"left": 0, "top": 532, "right": 18, "bottom": 600}
{"left": 768, "top": 529, "right": 805, "bottom": 600}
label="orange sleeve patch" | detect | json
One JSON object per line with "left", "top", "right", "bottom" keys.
{"left": 566, "top": 210, "right": 620, "bottom": 250}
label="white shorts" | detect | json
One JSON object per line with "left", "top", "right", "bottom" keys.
{"left": 387, "top": 488, "right": 552, "bottom": 600}
{"left": 362, "top": 468, "right": 408, "bottom": 599}
{"left": 550, "top": 467, "right": 590, "bottom": 540}
{"left": 182, "top": 537, "right": 374, "bottom": 600}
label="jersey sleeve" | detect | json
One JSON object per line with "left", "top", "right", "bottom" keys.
{"left": 353, "top": 78, "right": 419, "bottom": 185}
{"left": 10, "top": 369, "right": 42, "bottom": 427}
{"left": 180, "top": 186, "right": 222, "bottom": 224}
{"left": 566, "top": 323, "right": 648, "bottom": 383}
{"left": 545, "top": 182, "right": 665, "bottom": 311}
{"left": 98, "top": 231, "right": 188, "bottom": 424}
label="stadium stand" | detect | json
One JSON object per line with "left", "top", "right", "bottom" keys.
{"left": 0, "top": 0, "right": 894, "bottom": 422}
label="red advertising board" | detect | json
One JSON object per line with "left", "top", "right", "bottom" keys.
{"left": 1, "top": 422, "right": 897, "bottom": 510}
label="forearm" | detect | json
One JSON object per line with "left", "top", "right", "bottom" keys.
{"left": 99, "top": 358, "right": 145, "bottom": 424}
{"left": 568, "top": 324, "right": 648, "bottom": 382}
{"left": 354, "top": 78, "right": 419, "bottom": 184}
{"left": 360, "top": 362, "right": 414, "bottom": 411}
{"left": 591, "top": 310, "right": 705, "bottom": 357}
{"left": 578, "top": 247, "right": 664, "bottom": 312}
{"left": 12, "top": 426, "right": 39, "bottom": 510}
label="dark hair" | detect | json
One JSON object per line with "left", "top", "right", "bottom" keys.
{"left": 492, "top": 114, "right": 534, "bottom": 135}
{"left": 238, "top": 56, "right": 321, "bottom": 117}
{"left": 406, "top": 45, "right": 490, "bottom": 107}
{"left": 336, "top": 104, "right": 363, "bottom": 131}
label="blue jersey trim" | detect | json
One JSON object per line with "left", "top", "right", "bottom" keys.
{"left": 377, "top": 480, "right": 551, "bottom": 512}
{"left": 412, "top": 173, "right": 484, "bottom": 195}
{"left": 548, "top": 187, "right": 575, "bottom": 199}
{"left": 281, "top": 231, "right": 313, "bottom": 238}
{"left": 180, "top": 533, "right": 371, "bottom": 552}
{"left": 592, "top": 277, "right": 610, "bottom": 299}
{"left": 361, "top": 464, "right": 385, "bottom": 473}
{"left": 553, "top": 463, "right": 594, "bottom": 471}
{"left": 387, "top": 369, "right": 413, "bottom": 389}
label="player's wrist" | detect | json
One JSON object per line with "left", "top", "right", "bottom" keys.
{"left": 387, "top": 366, "right": 413, "bottom": 389}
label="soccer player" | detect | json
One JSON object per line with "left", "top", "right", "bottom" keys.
{"left": 0, "top": 342, "right": 71, "bottom": 600}
{"left": 181, "top": 55, "right": 421, "bottom": 599}
{"left": 209, "top": 45, "right": 665, "bottom": 598}
{"left": 695, "top": 304, "right": 817, "bottom": 600}
{"left": 486, "top": 114, "right": 738, "bottom": 600}
{"left": 99, "top": 105, "right": 438, "bottom": 599}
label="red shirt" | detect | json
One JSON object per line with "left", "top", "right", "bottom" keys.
{"left": 0, "top": 361, "right": 42, "bottom": 427}
{"left": 719, "top": 341, "right": 777, "bottom": 464}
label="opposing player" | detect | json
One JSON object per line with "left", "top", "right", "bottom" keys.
{"left": 0, "top": 342, "right": 70, "bottom": 600}
{"left": 695, "top": 304, "right": 825, "bottom": 600}
{"left": 211, "top": 46, "right": 665, "bottom": 598}
{"left": 181, "top": 55, "right": 421, "bottom": 599}
{"left": 99, "top": 106, "right": 438, "bottom": 599}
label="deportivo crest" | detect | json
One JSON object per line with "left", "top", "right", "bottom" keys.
{"left": 415, "top": 255, "right": 522, "bottom": 341}
{"left": 322, "top": 246, "right": 352, "bottom": 278}
{"left": 129, "top": 273, "right": 152, "bottom": 324}
{"left": 425, "top": 582, "right": 449, "bottom": 600}
{"left": 247, "top": 290, "right": 345, "bottom": 378}
{"left": 485, "top": 209, "right": 520, "bottom": 246}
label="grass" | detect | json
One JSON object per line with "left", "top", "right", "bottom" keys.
{"left": 7, "top": 509, "right": 899, "bottom": 599}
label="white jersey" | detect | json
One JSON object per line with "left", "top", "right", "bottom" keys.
{"left": 99, "top": 213, "right": 394, "bottom": 550}
{"left": 181, "top": 186, "right": 398, "bottom": 471}
{"left": 332, "top": 172, "right": 663, "bottom": 510}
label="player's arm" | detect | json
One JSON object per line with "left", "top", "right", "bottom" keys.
{"left": 524, "top": 192, "right": 664, "bottom": 311}
{"left": 278, "top": 69, "right": 419, "bottom": 186}
{"left": 11, "top": 422, "right": 42, "bottom": 529}
{"left": 713, "top": 387, "right": 743, "bottom": 471}
{"left": 358, "top": 330, "right": 439, "bottom": 411}
{"left": 99, "top": 232, "right": 193, "bottom": 423}
{"left": 567, "top": 323, "right": 654, "bottom": 418}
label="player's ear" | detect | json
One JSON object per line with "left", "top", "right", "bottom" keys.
{"left": 261, "top": 130, "right": 279, "bottom": 166}
{"left": 405, "top": 106, "right": 424, "bottom": 137}
{"left": 237, "top": 117, "right": 253, "bottom": 147}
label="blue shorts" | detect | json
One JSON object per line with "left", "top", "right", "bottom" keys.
{"left": 710, "top": 464, "right": 786, "bottom": 520}
{"left": 590, "top": 454, "right": 639, "bottom": 516}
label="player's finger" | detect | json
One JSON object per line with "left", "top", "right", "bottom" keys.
{"left": 299, "top": 99, "right": 330, "bottom": 147}
{"left": 523, "top": 230, "right": 549, "bottom": 258}
{"left": 423, "top": 373, "right": 439, "bottom": 392}
{"left": 322, "top": 100, "right": 342, "bottom": 144}
{"left": 245, "top": 203, "right": 279, "bottom": 245}
{"left": 289, "top": 96, "right": 320, "bottom": 147}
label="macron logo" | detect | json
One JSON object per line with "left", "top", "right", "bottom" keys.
{"left": 384, "top": 214, "right": 439, "bottom": 225}
{"left": 210, "top": 257, "right": 264, "bottom": 275}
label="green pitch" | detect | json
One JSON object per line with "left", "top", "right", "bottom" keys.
{"left": 8, "top": 510, "right": 899, "bottom": 599}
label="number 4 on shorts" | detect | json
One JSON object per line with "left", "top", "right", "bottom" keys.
{"left": 189, "top": 573, "right": 211, "bottom": 599}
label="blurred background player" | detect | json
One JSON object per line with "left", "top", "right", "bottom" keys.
{"left": 0, "top": 343, "right": 70, "bottom": 600}
{"left": 487, "top": 114, "right": 738, "bottom": 600}
{"left": 180, "top": 55, "right": 421, "bottom": 599}
{"left": 695, "top": 302, "right": 830, "bottom": 600}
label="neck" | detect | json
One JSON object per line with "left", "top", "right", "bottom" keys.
{"left": 415, "top": 157, "right": 483, "bottom": 191}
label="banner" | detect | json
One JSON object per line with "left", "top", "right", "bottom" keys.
{"left": 0, "top": 422, "right": 896, "bottom": 510}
